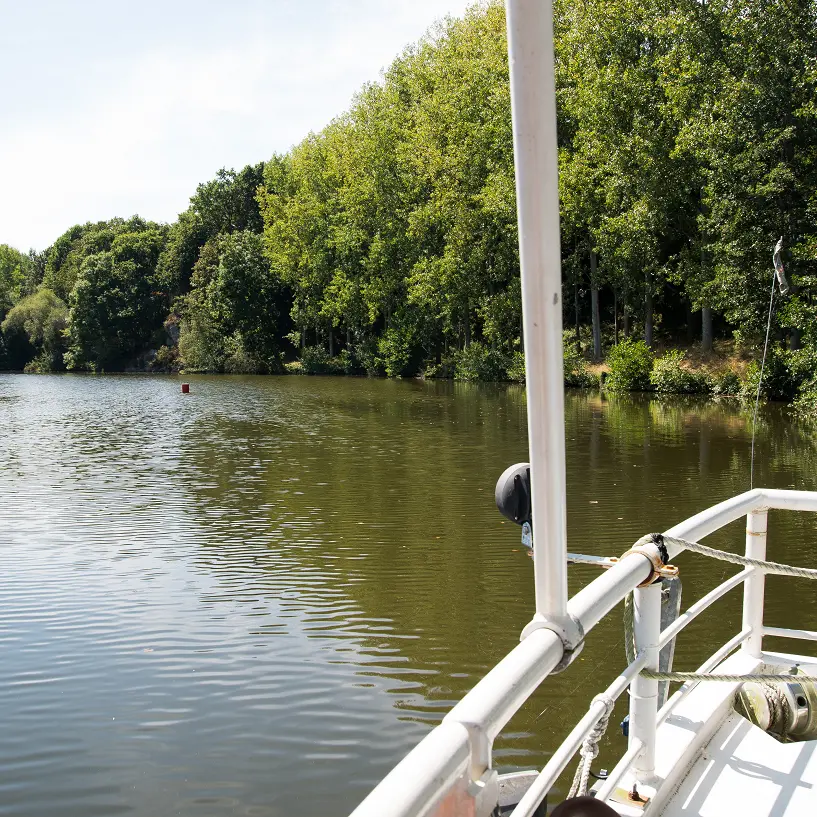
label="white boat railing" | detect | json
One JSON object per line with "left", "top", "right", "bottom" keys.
{"left": 349, "top": 487, "right": 817, "bottom": 817}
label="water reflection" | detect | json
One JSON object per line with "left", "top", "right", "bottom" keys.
{"left": 1, "top": 375, "right": 816, "bottom": 815}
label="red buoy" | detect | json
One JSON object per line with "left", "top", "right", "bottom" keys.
{"left": 181, "top": 383, "right": 190, "bottom": 394}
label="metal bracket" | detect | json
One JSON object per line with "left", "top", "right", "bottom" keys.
{"left": 620, "top": 543, "right": 678, "bottom": 587}
{"left": 520, "top": 613, "right": 585, "bottom": 673}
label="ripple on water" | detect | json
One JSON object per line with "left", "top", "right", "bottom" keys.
{"left": 1, "top": 375, "right": 815, "bottom": 816}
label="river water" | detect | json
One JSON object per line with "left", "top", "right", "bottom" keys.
{"left": 2, "top": 374, "right": 816, "bottom": 817}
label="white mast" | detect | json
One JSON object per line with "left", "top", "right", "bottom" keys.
{"left": 506, "top": 0, "right": 569, "bottom": 625}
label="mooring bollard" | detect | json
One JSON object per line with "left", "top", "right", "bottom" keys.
{"left": 181, "top": 383, "right": 190, "bottom": 394}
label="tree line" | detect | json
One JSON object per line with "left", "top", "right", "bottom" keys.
{"left": 1, "top": 0, "right": 816, "bottom": 395}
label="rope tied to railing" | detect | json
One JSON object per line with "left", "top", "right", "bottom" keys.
{"left": 639, "top": 668, "right": 817, "bottom": 683}
{"left": 634, "top": 532, "right": 817, "bottom": 581}
{"left": 625, "top": 532, "right": 817, "bottom": 684}
{"left": 567, "top": 694, "right": 615, "bottom": 799}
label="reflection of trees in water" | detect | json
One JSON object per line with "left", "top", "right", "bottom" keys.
{"left": 176, "top": 378, "right": 817, "bottom": 769}
{"left": 177, "top": 377, "right": 540, "bottom": 729}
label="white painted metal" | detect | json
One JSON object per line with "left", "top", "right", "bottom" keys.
{"left": 509, "top": 696, "right": 612, "bottom": 817}
{"left": 506, "top": 0, "right": 568, "bottom": 624}
{"left": 764, "top": 625, "right": 817, "bottom": 642}
{"left": 656, "top": 629, "right": 753, "bottom": 726}
{"left": 350, "top": 489, "right": 817, "bottom": 817}
{"left": 658, "top": 673, "right": 817, "bottom": 817}
{"left": 610, "top": 650, "right": 765, "bottom": 817}
{"left": 510, "top": 646, "right": 653, "bottom": 817}
{"left": 658, "top": 569, "right": 754, "bottom": 650}
{"left": 596, "top": 629, "right": 753, "bottom": 804}
{"left": 743, "top": 510, "right": 768, "bottom": 657}
{"left": 628, "top": 582, "right": 662, "bottom": 782}
{"left": 348, "top": 721, "right": 470, "bottom": 817}
{"left": 593, "top": 740, "right": 645, "bottom": 803}
{"left": 444, "top": 627, "right": 563, "bottom": 776}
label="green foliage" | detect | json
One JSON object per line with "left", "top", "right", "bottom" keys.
{"left": 606, "top": 339, "right": 654, "bottom": 391}
{"left": 0, "top": 245, "right": 29, "bottom": 317}
{"left": 65, "top": 225, "right": 168, "bottom": 371}
{"left": 793, "top": 386, "right": 817, "bottom": 422}
{"left": 377, "top": 325, "right": 415, "bottom": 378}
{"left": 507, "top": 350, "right": 526, "bottom": 383}
{"left": 178, "top": 307, "right": 224, "bottom": 372}
{"left": 651, "top": 350, "right": 711, "bottom": 394}
{"left": 452, "top": 342, "right": 509, "bottom": 382}
{"left": 6, "top": 0, "right": 817, "bottom": 389}
{"left": 176, "top": 231, "right": 289, "bottom": 373}
{"left": 711, "top": 370, "right": 742, "bottom": 396}
{"left": 742, "top": 350, "right": 798, "bottom": 403}
{"left": 299, "top": 345, "right": 346, "bottom": 375}
{"left": 563, "top": 340, "right": 599, "bottom": 388}
{"left": 1, "top": 289, "right": 68, "bottom": 371}
{"left": 352, "top": 337, "right": 383, "bottom": 377}
{"left": 150, "top": 345, "right": 179, "bottom": 372}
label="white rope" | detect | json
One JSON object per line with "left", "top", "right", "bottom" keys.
{"left": 634, "top": 533, "right": 817, "bottom": 581}
{"left": 567, "top": 694, "right": 615, "bottom": 798}
{"left": 640, "top": 669, "right": 817, "bottom": 683}
{"left": 621, "top": 533, "right": 817, "bottom": 685}
{"left": 751, "top": 268, "right": 777, "bottom": 489}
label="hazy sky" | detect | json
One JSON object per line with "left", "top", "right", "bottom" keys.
{"left": 0, "top": 1, "right": 475, "bottom": 252}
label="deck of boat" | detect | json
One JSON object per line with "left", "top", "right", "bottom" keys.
{"left": 603, "top": 650, "right": 817, "bottom": 816}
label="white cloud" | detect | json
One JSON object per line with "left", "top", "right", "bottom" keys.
{"left": 0, "top": 1, "right": 477, "bottom": 251}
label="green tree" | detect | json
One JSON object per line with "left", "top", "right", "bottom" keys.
{"left": 65, "top": 225, "right": 168, "bottom": 370}
{"left": 1, "top": 289, "right": 68, "bottom": 371}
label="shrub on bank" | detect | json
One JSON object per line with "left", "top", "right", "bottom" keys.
{"left": 300, "top": 345, "right": 346, "bottom": 375}
{"left": 605, "top": 339, "right": 654, "bottom": 391}
{"left": 741, "top": 348, "right": 811, "bottom": 402}
{"left": 711, "top": 370, "right": 742, "bottom": 396}
{"left": 563, "top": 343, "right": 599, "bottom": 388}
{"left": 377, "top": 326, "right": 414, "bottom": 377}
{"left": 150, "top": 345, "right": 180, "bottom": 372}
{"left": 507, "top": 350, "right": 526, "bottom": 383}
{"left": 453, "top": 341, "right": 509, "bottom": 381}
{"left": 651, "top": 350, "right": 710, "bottom": 393}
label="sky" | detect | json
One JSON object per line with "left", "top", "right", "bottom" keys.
{"left": 0, "top": 0, "right": 476, "bottom": 252}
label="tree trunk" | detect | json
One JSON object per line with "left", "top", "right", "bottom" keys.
{"left": 686, "top": 303, "right": 694, "bottom": 344}
{"left": 613, "top": 290, "right": 618, "bottom": 346}
{"left": 623, "top": 305, "right": 630, "bottom": 338}
{"left": 645, "top": 281, "right": 653, "bottom": 348}
{"left": 574, "top": 279, "right": 581, "bottom": 351}
{"left": 464, "top": 301, "right": 471, "bottom": 348}
{"left": 701, "top": 304, "right": 713, "bottom": 352}
{"left": 329, "top": 325, "right": 334, "bottom": 357}
{"left": 590, "top": 251, "right": 601, "bottom": 360}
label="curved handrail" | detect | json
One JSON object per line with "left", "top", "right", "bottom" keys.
{"left": 349, "top": 488, "right": 817, "bottom": 817}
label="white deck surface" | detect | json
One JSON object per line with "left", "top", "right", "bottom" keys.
{"left": 662, "top": 711, "right": 817, "bottom": 816}
{"left": 604, "top": 650, "right": 817, "bottom": 817}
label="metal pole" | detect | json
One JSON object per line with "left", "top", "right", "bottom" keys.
{"left": 628, "top": 582, "right": 661, "bottom": 783}
{"left": 742, "top": 510, "right": 768, "bottom": 657}
{"left": 505, "top": 0, "right": 568, "bottom": 622}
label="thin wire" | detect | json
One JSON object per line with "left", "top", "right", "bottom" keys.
{"left": 750, "top": 271, "right": 777, "bottom": 489}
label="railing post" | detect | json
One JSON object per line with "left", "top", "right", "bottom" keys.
{"left": 628, "top": 581, "right": 661, "bottom": 783}
{"left": 742, "top": 509, "right": 768, "bottom": 657}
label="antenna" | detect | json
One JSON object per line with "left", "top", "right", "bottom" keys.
{"left": 773, "top": 237, "right": 789, "bottom": 295}
{"left": 750, "top": 238, "right": 789, "bottom": 489}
